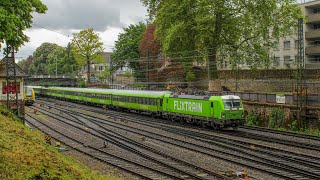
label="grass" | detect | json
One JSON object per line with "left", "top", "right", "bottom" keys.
{"left": 0, "top": 105, "right": 119, "bottom": 180}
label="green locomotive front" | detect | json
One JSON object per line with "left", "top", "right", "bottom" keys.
{"left": 163, "top": 94, "right": 245, "bottom": 129}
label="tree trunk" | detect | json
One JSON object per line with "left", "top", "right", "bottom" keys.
{"left": 87, "top": 60, "right": 91, "bottom": 84}
{"left": 208, "top": 51, "right": 218, "bottom": 80}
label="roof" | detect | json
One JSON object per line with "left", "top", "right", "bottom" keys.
{"left": 0, "top": 59, "right": 29, "bottom": 78}
{"left": 42, "top": 87, "right": 172, "bottom": 98}
{"left": 170, "top": 94, "right": 210, "bottom": 100}
{"left": 221, "top": 95, "right": 241, "bottom": 100}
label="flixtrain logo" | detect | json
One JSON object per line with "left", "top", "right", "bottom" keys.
{"left": 173, "top": 100, "right": 203, "bottom": 113}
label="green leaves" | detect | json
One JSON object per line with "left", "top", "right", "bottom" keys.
{"left": 0, "top": 0, "right": 47, "bottom": 49}
{"left": 142, "top": 0, "right": 303, "bottom": 73}
{"left": 71, "top": 28, "right": 104, "bottom": 65}
{"left": 71, "top": 28, "right": 104, "bottom": 83}
{"left": 29, "top": 43, "right": 60, "bottom": 75}
{"left": 111, "top": 22, "right": 146, "bottom": 80}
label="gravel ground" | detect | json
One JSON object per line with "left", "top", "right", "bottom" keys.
{"left": 62, "top": 144, "right": 137, "bottom": 179}
{"left": 58, "top": 104, "right": 283, "bottom": 179}
{"left": 33, "top": 99, "right": 317, "bottom": 179}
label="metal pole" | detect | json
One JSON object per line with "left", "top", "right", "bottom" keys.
{"left": 55, "top": 57, "right": 58, "bottom": 77}
{"left": 147, "top": 49, "right": 150, "bottom": 90}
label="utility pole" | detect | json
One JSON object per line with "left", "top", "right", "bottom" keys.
{"left": 109, "top": 59, "right": 113, "bottom": 86}
{"left": 55, "top": 57, "right": 58, "bottom": 77}
{"left": 147, "top": 49, "right": 150, "bottom": 90}
{"left": 4, "top": 44, "right": 19, "bottom": 116}
{"left": 297, "top": 18, "right": 305, "bottom": 129}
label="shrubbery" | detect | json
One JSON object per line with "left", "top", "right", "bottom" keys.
{"left": 246, "top": 112, "right": 259, "bottom": 126}
{"left": 269, "top": 108, "right": 285, "bottom": 129}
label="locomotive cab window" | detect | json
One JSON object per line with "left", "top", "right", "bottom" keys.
{"left": 223, "top": 99, "right": 242, "bottom": 109}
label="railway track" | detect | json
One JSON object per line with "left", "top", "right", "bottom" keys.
{"left": 222, "top": 130, "right": 320, "bottom": 151}
{"left": 42, "top": 99, "right": 320, "bottom": 152}
{"left": 24, "top": 113, "right": 176, "bottom": 179}
{"left": 240, "top": 125, "right": 320, "bottom": 141}
{"left": 34, "top": 100, "right": 320, "bottom": 179}
{"left": 26, "top": 106, "right": 231, "bottom": 180}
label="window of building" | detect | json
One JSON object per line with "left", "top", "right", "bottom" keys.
{"left": 314, "top": 24, "right": 320, "bottom": 30}
{"left": 311, "top": 55, "right": 320, "bottom": 62}
{"left": 99, "top": 66, "right": 103, "bottom": 71}
{"left": 284, "top": 56, "right": 291, "bottom": 64}
{"left": 284, "top": 41, "right": 290, "bottom": 49}
{"left": 273, "top": 57, "right": 280, "bottom": 66}
{"left": 315, "top": 40, "right": 320, "bottom": 46}
{"left": 313, "top": 7, "right": 320, "bottom": 14}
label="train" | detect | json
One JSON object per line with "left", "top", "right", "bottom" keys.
{"left": 24, "top": 86, "right": 35, "bottom": 106}
{"left": 31, "top": 86, "right": 245, "bottom": 129}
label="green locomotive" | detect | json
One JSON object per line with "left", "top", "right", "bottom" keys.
{"left": 32, "top": 86, "right": 245, "bottom": 129}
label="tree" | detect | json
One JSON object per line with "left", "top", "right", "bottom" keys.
{"left": 29, "top": 43, "right": 60, "bottom": 75}
{"left": 0, "top": 0, "right": 47, "bottom": 49}
{"left": 139, "top": 24, "right": 161, "bottom": 82}
{"left": 71, "top": 28, "right": 104, "bottom": 83}
{"left": 141, "top": 0, "right": 303, "bottom": 81}
{"left": 47, "top": 43, "right": 79, "bottom": 77}
{"left": 112, "top": 23, "right": 146, "bottom": 81}
{"left": 17, "top": 55, "right": 33, "bottom": 74}
{"left": 97, "top": 67, "right": 110, "bottom": 82}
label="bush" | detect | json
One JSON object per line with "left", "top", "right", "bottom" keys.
{"left": 246, "top": 112, "right": 259, "bottom": 126}
{"left": 269, "top": 108, "right": 286, "bottom": 129}
{"left": 289, "top": 120, "right": 299, "bottom": 132}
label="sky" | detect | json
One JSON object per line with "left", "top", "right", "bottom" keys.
{"left": 13, "top": 0, "right": 147, "bottom": 61}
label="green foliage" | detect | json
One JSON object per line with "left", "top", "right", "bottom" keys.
{"left": 47, "top": 43, "right": 79, "bottom": 77}
{"left": 289, "top": 119, "right": 300, "bottom": 132}
{"left": 0, "top": 0, "right": 47, "bottom": 49}
{"left": 112, "top": 23, "right": 146, "bottom": 81}
{"left": 142, "top": 0, "right": 303, "bottom": 75}
{"left": 98, "top": 67, "right": 110, "bottom": 82}
{"left": 123, "top": 71, "right": 133, "bottom": 78}
{"left": 17, "top": 55, "right": 33, "bottom": 74}
{"left": 185, "top": 71, "right": 196, "bottom": 82}
{"left": 246, "top": 112, "right": 259, "bottom": 126}
{"left": 29, "top": 43, "right": 60, "bottom": 75}
{"left": 0, "top": 106, "right": 116, "bottom": 179}
{"left": 71, "top": 28, "right": 104, "bottom": 83}
{"left": 269, "top": 108, "right": 286, "bottom": 129}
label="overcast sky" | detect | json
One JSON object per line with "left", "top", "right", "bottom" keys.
{"left": 12, "top": 0, "right": 147, "bottom": 61}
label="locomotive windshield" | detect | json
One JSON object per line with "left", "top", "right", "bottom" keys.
{"left": 25, "top": 87, "right": 33, "bottom": 96}
{"left": 223, "top": 99, "right": 242, "bottom": 110}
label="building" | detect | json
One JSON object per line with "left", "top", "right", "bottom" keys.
{"left": 0, "top": 59, "right": 28, "bottom": 116}
{"left": 80, "top": 52, "right": 133, "bottom": 83}
{"left": 273, "top": 0, "right": 320, "bottom": 70}
{"left": 302, "top": 0, "right": 320, "bottom": 69}
{"left": 80, "top": 52, "right": 112, "bottom": 82}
